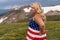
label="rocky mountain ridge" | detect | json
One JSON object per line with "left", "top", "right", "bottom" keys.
{"left": 0, "top": 5, "right": 60, "bottom": 23}
{"left": 0, "top": 5, "right": 33, "bottom": 23}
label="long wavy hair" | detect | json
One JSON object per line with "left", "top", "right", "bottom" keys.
{"left": 31, "top": 2, "right": 46, "bottom": 23}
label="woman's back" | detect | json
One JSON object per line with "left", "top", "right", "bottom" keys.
{"left": 29, "top": 18, "right": 40, "bottom": 31}
{"left": 26, "top": 18, "right": 46, "bottom": 40}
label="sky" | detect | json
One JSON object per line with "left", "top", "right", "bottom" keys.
{"left": 0, "top": 0, "right": 60, "bottom": 9}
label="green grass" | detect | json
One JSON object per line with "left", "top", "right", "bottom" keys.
{"left": 46, "top": 21, "right": 60, "bottom": 40}
{"left": 0, "top": 21, "right": 60, "bottom": 40}
{"left": 0, "top": 22, "right": 28, "bottom": 40}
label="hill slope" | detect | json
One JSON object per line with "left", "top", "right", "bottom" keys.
{"left": 0, "top": 5, "right": 34, "bottom": 23}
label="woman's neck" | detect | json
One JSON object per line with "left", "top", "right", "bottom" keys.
{"left": 34, "top": 13, "right": 39, "bottom": 15}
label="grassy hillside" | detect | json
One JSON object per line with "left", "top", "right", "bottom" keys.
{"left": 0, "top": 21, "right": 60, "bottom": 40}
{"left": 47, "top": 15, "right": 60, "bottom": 21}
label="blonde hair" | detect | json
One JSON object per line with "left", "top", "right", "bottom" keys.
{"left": 31, "top": 2, "right": 46, "bottom": 23}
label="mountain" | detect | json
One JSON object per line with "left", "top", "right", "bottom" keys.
{"left": 44, "top": 5, "right": 60, "bottom": 21}
{"left": 0, "top": 4, "right": 60, "bottom": 23}
{"left": 45, "top": 11, "right": 60, "bottom": 21}
{"left": 44, "top": 5, "right": 60, "bottom": 16}
{"left": 43, "top": 5, "right": 60, "bottom": 13}
{"left": 0, "top": 5, "right": 34, "bottom": 23}
{"left": 45, "top": 11, "right": 60, "bottom": 16}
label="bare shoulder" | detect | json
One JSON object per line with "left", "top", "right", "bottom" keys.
{"left": 33, "top": 14, "right": 44, "bottom": 25}
{"left": 34, "top": 14, "right": 42, "bottom": 20}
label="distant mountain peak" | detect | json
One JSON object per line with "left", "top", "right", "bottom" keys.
{"left": 0, "top": 5, "right": 33, "bottom": 23}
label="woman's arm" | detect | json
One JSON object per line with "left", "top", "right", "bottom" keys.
{"left": 34, "top": 14, "right": 45, "bottom": 35}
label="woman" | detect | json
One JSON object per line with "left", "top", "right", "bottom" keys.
{"left": 26, "top": 2, "right": 46, "bottom": 40}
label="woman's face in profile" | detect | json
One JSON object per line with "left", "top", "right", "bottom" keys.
{"left": 31, "top": 7, "right": 37, "bottom": 14}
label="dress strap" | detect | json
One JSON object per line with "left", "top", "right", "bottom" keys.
{"left": 32, "top": 17, "right": 34, "bottom": 21}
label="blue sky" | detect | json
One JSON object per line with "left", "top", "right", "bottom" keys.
{"left": 0, "top": 0, "right": 60, "bottom": 9}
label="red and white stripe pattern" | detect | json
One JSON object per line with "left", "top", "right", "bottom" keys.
{"left": 26, "top": 27, "right": 46, "bottom": 40}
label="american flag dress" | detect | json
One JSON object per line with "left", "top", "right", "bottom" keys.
{"left": 26, "top": 18, "right": 46, "bottom": 40}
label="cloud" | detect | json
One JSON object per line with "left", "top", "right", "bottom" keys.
{"left": 3, "top": 5, "right": 21, "bottom": 9}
